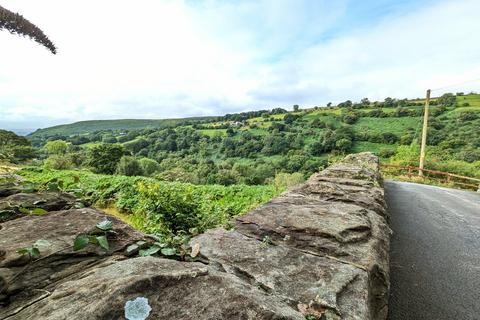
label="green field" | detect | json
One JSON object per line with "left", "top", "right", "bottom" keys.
{"left": 352, "top": 117, "right": 421, "bottom": 135}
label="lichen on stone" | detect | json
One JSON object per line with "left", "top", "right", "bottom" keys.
{"left": 124, "top": 296, "right": 152, "bottom": 320}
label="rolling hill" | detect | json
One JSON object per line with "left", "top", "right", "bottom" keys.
{"left": 28, "top": 117, "right": 219, "bottom": 138}
{"left": 9, "top": 92, "right": 478, "bottom": 187}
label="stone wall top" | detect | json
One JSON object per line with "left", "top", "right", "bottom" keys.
{"left": 0, "top": 152, "right": 390, "bottom": 320}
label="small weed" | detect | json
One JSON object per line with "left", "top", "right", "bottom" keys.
{"left": 261, "top": 235, "right": 273, "bottom": 248}
{"left": 17, "top": 239, "right": 51, "bottom": 259}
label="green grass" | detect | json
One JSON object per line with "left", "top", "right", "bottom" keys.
{"left": 352, "top": 117, "right": 421, "bottom": 135}
{"left": 199, "top": 129, "right": 227, "bottom": 137}
{"left": 456, "top": 94, "right": 480, "bottom": 108}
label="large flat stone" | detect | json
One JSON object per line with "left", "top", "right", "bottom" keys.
{"left": 0, "top": 208, "right": 144, "bottom": 315}
{"left": 7, "top": 257, "right": 305, "bottom": 320}
{"left": 193, "top": 228, "right": 369, "bottom": 320}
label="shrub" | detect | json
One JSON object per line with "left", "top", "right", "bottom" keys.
{"left": 379, "top": 149, "right": 396, "bottom": 158}
{"left": 44, "top": 155, "right": 72, "bottom": 170}
{"left": 458, "top": 111, "right": 478, "bottom": 121}
{"left": 342, "top": 113, "right": 358, "bottom": 124}
{"left": 335, "top": 138, "right": 353, "bottom": 152}
{"left": 116, "top": 156, "right": 144, "bottom": 176}
{"left": 44, "top": 140, "right": 68, "bottom": 155}
{"left": 381, "top": 132, "right": 399, "bottom": 144}
{"left": 389, "top": 144, "right": 420, "bottom": 166}
{"left": 139, "top": 158, "right": 160, "bottom": 176}
{"left": 271, "top": 172, "right": 304, "bottom": 190}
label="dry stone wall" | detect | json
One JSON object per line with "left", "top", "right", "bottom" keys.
{"left": 0, "top": 152, "right": 390, "bottom": 320}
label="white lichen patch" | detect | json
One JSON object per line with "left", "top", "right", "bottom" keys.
{"left": 124, "top": 297, "right": 152, "bottom": 320}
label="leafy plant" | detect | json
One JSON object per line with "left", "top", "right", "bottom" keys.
{"left": 17, "top": 239, "right": 51, "bottom": 259}
{"left": 261, "top": 235, "right": 273, "bottom": 248}
{"left": 125, "top": 233, "right": 198, "bottom": 261}
{"left": 73, "top": 220, "right": 114, "bottom": 251}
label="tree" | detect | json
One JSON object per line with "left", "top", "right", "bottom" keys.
{"left": 8, "top": 145, "right": 37, "bottom": 162}
{"left": 116, "top": 156, "right": 144, "bottom": 176}
{"left": 0, "top": 129, "right": 34, "bottom": 162}
{"left": 44, "top": 140, "right": 68, "bottom": 155}
{"left": 284, "top": 113, "right": 299, "bottom": 125}
{"left": 293, "top": 105, "right": 300, "bottom": 112}
{"left": 437, "top": 93, "right": 456, "bottom": 107}
{"left": 335, "top": 138, "right": 353, "bottom": 152}
{"left": 361, "top": 98, "right": 370, "bottom": 107}
{"left": 139, "top": 158, "right": 160, "bottom": 176}
{"left": 384, "top": 97, "right": 395, "bottom": 108}
{"left": 0, "top": 5, "right": 56, "bottom": 53}
{"left": 0, "top": 129, "right": 30, "bottom": 147}
{"left": 86, "top": 144, "right": 125, "bottom": 174}
{"left": 337, "top": 100, "right": 353, "bottom": 108}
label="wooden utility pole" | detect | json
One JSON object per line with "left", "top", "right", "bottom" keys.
{"left": 419, "top": 89, "right": 431, "bottom": 176}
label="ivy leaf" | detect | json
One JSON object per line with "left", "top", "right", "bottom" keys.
{"left": 96, "top": 220, "right": 113, "bottom": 231}
{"left": 73, "top": 202, "right": 85, "bottom": 209}
{"left": 29, "top": 247, "right": 41, "bottom": 259}
{"left": 31, "top": 208, "right": 48, "bottom": 214}
{"left": 22, "top": 183, "right": 35, "bottom": 193}
{"left": 47, "top": 182, "right": 60, "bottom": 192}
{"left": 96, "top": 235, "right": 109, "bottom": 250}
{"left": 0, "top": 210, "right": 16, "bottom": 220}
{"left": 160, "top": 247, "right": 176, "bottom": 256}
{"left": 73, "top": 234, "right": 90, "bottom": 251}
{"left": 136, "top": 240, "right": 147, "bottom": 247}
{"left": 154, "top": 241, "right": 167, "bottom": 248}
{"left": 126, "top": 244, "right": 139, "bottom": 254}
{"left": 139, "top": 246, "right": 160, "bottom": 257}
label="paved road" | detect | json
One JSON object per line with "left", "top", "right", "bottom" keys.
{"left": 385, "top": 181, "right": 480, "bottom": 320}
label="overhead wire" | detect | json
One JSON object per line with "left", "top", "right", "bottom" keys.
{"left": 430, "top": 77, "right": 480, "bottom": 92}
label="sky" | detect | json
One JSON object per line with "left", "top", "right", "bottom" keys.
{"left": 1, "top": 0, "right": 480, "bottom": 132}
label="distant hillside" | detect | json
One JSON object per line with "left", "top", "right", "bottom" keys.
{"left": 7, "top": 92, "right": 479, "bottom": 186}
{"left": 29, "top": 117, "right": 219, "bottom": 137}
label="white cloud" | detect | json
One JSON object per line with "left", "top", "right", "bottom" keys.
{"left": 0, "top": 0, "right": 479, "bottom": 130}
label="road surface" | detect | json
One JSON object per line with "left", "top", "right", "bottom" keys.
{"left": 385, "top": 181, "right": 480, "bottom": 320}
